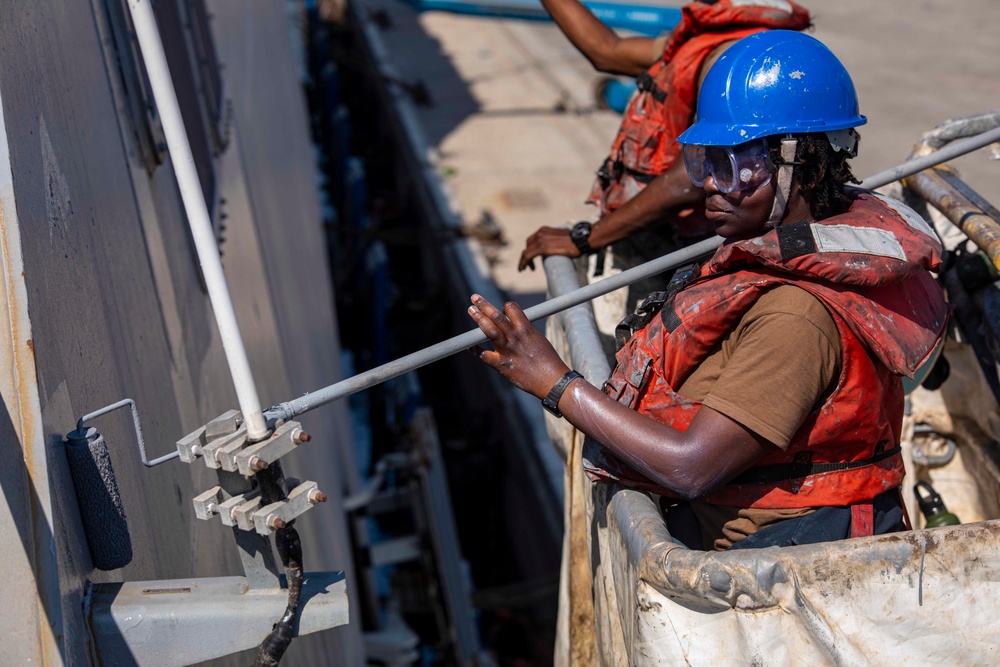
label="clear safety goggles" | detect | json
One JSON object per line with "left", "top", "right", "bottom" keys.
{"left": 682, "top": 138, "right": 775, "bottom": 194}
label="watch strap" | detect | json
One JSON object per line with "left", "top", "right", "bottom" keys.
{"left": 541, "top": 370, "right": 583, "bottom": 418}
{"left": 570, "top": 222, "right": 595, "bottom": 255}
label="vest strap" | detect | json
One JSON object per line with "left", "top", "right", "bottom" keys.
{"left": 727, "top": 443, "right": 901, "bottom": 486}
{"left": 767, "top": 138, "right": 798, "bottom": 225}
{"left": 636, "top": 71, "right": 667, "bottom": 103}
{"left": 598, "top": 158, "right": 658, "bottom": 188}
{"left": 850, "top": 501, "right": 875, "bottom": 538}
{"left": 596, "top": 157, "right": 622, "bottom": 186}
{"left": 615, "top": 291, "right": 669, "bottom": 350}
{"left": 614, "top": 264, "right": 700, "bottom": 349}
{"left": 660, "top": 298, "right": 682, "bottom": 334}
{"left": 626, "top": 166, "right": 658, "bottom": 185}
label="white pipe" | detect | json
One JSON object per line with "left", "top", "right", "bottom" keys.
{"left": 126, "top": 0, "right": 268, "bottom": 441}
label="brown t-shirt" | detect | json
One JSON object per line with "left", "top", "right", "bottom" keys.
{"left": 675, "top": 285, "right": 843, "bottom": 550}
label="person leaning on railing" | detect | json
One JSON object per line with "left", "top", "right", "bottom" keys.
{"left": 469, "top": 31, "right": 948, "bottom": 550}
{"left": 517, "top": 0, "right": 810, "bottom": 275}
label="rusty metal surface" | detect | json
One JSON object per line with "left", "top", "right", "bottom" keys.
{"left": 0, "top": 79, "right": 60, "bottom": 665}
{"left": 0, "top": 1, "right": 364, "bottom": 663}
{"left": 905, "top": 167, "right": 1000, "bottom": 270}
{"left": 919, "top": 110, "right": 1000, "bottom": 151}
{"left": 903, "top": 111, "right": 1000, "bottom": 268}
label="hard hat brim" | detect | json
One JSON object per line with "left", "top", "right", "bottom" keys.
{"left": 678, "top": 115, "right": 867, "bottom": 147}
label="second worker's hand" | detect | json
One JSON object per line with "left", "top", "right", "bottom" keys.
{"left": 467, "top": 294, "right": 570, "bottom": 397}
{"left": 518, "top": 226, "right": 581, "bottom": 271}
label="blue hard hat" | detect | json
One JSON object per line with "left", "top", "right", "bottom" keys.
{"left": 677, "top": 30, "right": 866, "bottom": 147}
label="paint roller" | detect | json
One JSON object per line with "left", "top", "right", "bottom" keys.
{"left": 64, "top": 424, "right": 133, "bottom": 571}
{"left": 64, "top": 398, "right": 178, "bottom": 571}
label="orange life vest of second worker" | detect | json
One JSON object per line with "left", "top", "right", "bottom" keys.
{"left": 584, "top": 191, "right": 949, "bottom": 509}
{"left": 588, "top": 0, "right": 811, "bottom": 236}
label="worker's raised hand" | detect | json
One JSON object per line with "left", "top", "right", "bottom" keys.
{"left": 518, "top": 226, "right": 580, "bottom": 271}
{"left": 467, "top": 294, "right": 570, "bottom": 398}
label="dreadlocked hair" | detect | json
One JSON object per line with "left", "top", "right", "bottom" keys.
{"left": 768, "top": 133, "right": 861, "bottom": 220}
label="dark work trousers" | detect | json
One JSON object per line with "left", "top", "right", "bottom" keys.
{"left": 663, "top": 490, "right": 907, "bottom": 550}
{"left": 728, "top": 490, "right": 907, "bottom": 550}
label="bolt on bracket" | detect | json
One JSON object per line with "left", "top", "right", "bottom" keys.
{"left": 252, "top": 480, "right": 326, "bottom": 536}
{"left": 234, "top": 420, "right": 309, "bottom": 476}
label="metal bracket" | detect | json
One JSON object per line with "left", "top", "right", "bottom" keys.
{"left": 177, "top": 412, "right": 310, "bottom": 474}
{"left": 192, "top": 486, "right": 224, "bottom": 521}
{"left": 177, "top": 410, "right": 329, "bottom": 591}
{"left": 191, "top": 480, "right": 327, "bottom": 536}
{"left": 211, "top": 425, "right": 251, "bottom": 471}
{"left": 234, "top": 420, "right": 310, "bottom": 475}
{"left": 253, "top": 480, "right": 327, "bottom": 535}
{"left": 228, "top": 493, "right": 263, "bottom": 532}
{"left": 176, "top": 409, "right": 242, "bottom": 464}
{"left": 85, "top": 572, "right": 349, "bottom": 667}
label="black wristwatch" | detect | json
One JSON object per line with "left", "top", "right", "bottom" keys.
{"left": 569, "top": 221, "right": 596, "bottom": 255}
{"left": 541, "top": 370, "right": 583, "bottom": 419}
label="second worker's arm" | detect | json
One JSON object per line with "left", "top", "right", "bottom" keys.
{"left": 540, "top": 0, "right": 665, "bottom": 75}
{"left": 517, "top": 39, "right": 735, "bottom": 271}
{"left": 518, "top": 160, "right": 702, "bottom": 271}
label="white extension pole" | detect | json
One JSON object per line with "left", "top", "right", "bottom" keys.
{"left": 126, "top": 0, "right": 269, "bottom": 441}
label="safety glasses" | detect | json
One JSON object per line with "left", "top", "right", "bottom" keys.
{"left": 682, "top": 138, "right": 775, "bottom": 194}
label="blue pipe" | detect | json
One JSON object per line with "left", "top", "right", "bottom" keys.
{"left": 597, "top": 78, "right": 637, "bottom": 113}
{"left": 401, "top": 0, "right": 680, "bottom": 37}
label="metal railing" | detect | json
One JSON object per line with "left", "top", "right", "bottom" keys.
{"left": 265, "top": 121, "right": 1000, "bottom": 423}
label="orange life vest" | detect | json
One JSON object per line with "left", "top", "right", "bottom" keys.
{"left": 588, "top": 0, "right": 811, "bottom": 236}
{"left": 585, "top": 191, "right": 949, "bottom": 509}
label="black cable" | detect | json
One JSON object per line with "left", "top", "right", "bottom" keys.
{"left": 252, "top": 525, "right": 304, "bottom": 667}
{"left": 256, "top": 466, "right": 287, "bottom": 506}
{"left": 251, "top": 467, "right": 305, "bottom": 667}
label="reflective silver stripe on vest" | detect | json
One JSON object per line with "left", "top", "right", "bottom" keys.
{"left": 731, "top": 0, "right": 793, "bottom": 11}
{"left": 871, "top": 192, "right": 938, "bottom": 240}
{"left": 810, "top": 224, "right": 907, "bottom": 261}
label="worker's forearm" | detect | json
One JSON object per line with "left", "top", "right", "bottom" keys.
{"left": 466, "top": 295, "right": 765, "bottom": 498}
{"left": 539, "top": 0, "right": 657, "bottom": 75}
{"left": 540, "top": 0, "right": 617, "bottom": 57}
{"left": 588, "top": 166, "right": 705, "bottom": 249}
{"left": 558, "top": 380, "right": 712, "bottom": 498}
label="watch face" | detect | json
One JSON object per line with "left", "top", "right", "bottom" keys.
{"left": 571, "top": 222, "right": 591, "bottom": 242}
